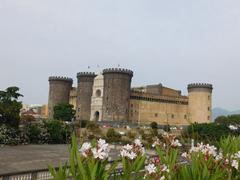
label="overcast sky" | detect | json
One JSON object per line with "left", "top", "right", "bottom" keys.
{"left": 0, "top": 0, "right": 240, "bottom": 110}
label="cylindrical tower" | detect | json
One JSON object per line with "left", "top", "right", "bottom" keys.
{"left": 187, "top": 83, "right": 213, "bottom": 123}
{"left": 48, "top": 76, "right": 73, "bottom": 119}
{"left": 102, "top": 68, "right": 133, "bottom": 122}
{"left": 76, "top": 72, "right": 96, "bottom": 121}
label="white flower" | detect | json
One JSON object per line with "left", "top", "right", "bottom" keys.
{"left": 161, "top": 164, "right": 170, "bottom": 173}
{"left": 160, "top": 176, "right": 165, "bottom": 180}
{"left": 124, "top": 144, "right": 133, "bottom": 151}
{"left": 92, "top": 139, "right": 110, "bottom": 160}
{"left": 229, "top": 125, "right": 238, "bottom": 131}
{"left": 181, "top": 152, "right": 188, "bottom": 158}
{"left": 145, "top": 163, "right": 156, "bottom": 175}
{"left": 134, "top": 139, "right": 142, "bottom": 147}
{"left": 79, "top": 142, "right": 92, "bottom": 157}
{"left": 128, "top": 152, "right": 137, "bottom": 160}
{"left": 171, "top": 139, "right": 182, "bottom": 147}
{"left": 232, "top": 160, "right": 239, "bottom": 170}
{"left": 92, "top": 147, "right": 108, "bottom": 160}
{"left": 215, "top": 153, "right": 223, "bottom": 161}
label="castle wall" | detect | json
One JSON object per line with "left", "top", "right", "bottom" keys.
{"left": 48, "top": 77, "right": 73, "bottom": 119}
{"left": 76, "top": 72, "right": 96, "bottom": 121}
{"left": 102, "top": 68, "right": 133, "bottom": 121}
{"left": 187, "top": 84, "right": 213, "bottom": 123}
{"left": 161, "top": 87, "right": 181, "bottom": 97}
{"left": 129, "top": 91, "right": 189, "bottom": 125}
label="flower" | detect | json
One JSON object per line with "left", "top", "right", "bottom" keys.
{"left": 215, "top": 152, "right": 223, "bottom": 161}
{"left": 145, "top": 163, "right": 156, "bottom": 175}
{"left": 231, "top": 160, "right": 239, "bottom": 170}
{"left": 120, "top": 139, "right": 145, "bottom": 159}
{"left": 229, "top": 125, "right": 238, "bottom": 131}
{"left": 79, "top": 142, "right": 92, "bottom": 157}
{"left": 181, "top": 152, "right": 188, "bottom": 158}
{"left": 171, "top": 139, "right": 182, "bottom": 147}
{"left": 161, "top": 164, "right": 169, "bottom": 173}
{"left": 134, "top": 139, "right": 142, "bottom": 147}
{"left": 79, "top": 139, "right": 110, "bottom": 160}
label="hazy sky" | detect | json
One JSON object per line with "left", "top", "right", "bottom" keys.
{"left": 0, "top": 0, "right": 240, "bottom": 110}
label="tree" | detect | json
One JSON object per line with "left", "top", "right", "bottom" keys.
{"left": 0, "top": 87, "right": 23, "bottom": 128}
{"left": 53, "top": 103, "right": 75, "bottom": 121}
{"left": 150, "top": 121, "right": 158, "bottom": 129}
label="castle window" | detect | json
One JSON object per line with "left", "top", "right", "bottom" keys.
{"left": 208, "top": 116, "right": 210, "bottom": 120}
{"left": 172, "top": 114, "right": 174, "bottom": 119}
{"left": 78, "top": 108, "right": 80, "bottom": 112}
{"left": 184, "top": 115, "right": 187, "bottom": 119}
{"left": 96, "top": 89, "right": 101, "bottom": 97}
{"left": 208, "top": 107, "right": 210, "bottom": 111}
{"left": 131, "top": 104, "right": 133, "bottom": 107}
{"left": 155, "top": 113, "right": 158, "bottom": 117}
{"left": 208, "top": 95, "right": 210, "bottom": 100}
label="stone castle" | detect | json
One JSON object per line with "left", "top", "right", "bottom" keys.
{"left": 48, "top": 68, "right": 213, "bottom": 125}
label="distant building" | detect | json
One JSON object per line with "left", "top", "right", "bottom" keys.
{"left": 21, "top": 104, "right": 48, "bottom": 119}
{"left": 48, "top": 68, "right": 213, "bottom": 125}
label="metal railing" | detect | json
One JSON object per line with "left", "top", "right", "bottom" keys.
{"left": 0, "top": 168, "right": 53, "bottom": 180}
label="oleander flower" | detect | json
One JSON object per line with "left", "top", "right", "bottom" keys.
{"left": 145, "top": 163, "right": 156, "bottom": 175}
{"left": 120, "top": 139, "right": 145, "bottom": 159}
{"left": 161, "top": 164, "right": 169, "bottom": 173}
{"left": 79, "top": 139, "right": 110, "bottom": 160}
{"left": 231, "top": 160, "right": 239, "bottom": 170}
{"left": 229, "top": 125, "right": 238, "bottom": 131}
{"left": 170, "top": 139, "right": 182, "bottom": 147}
{"left": 79, "top": 142, "right": 92, "bottom": 157}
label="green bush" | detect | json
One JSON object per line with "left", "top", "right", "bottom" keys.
{"left": 27, "top": 124, "right": 41, "bottom": 144}
{"left": 215, "top": 114, "right": 240, "bottom": 125}
{"left": 106, "top": 128, "right": 121, "bottom": 143}
{"left": 150, "top": 122, "right": 158, "bottom": 129}
{"left": 44, "top": 120, "right": 71, "bottom": 144}
{"left": 186, "top": 122, "right": 240, "bottom": 144}
{"left": 0, "top": 124, "right": 20, "bottom": 145}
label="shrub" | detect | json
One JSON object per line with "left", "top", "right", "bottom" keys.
{"left": 0, "top": 124, "right": 20, "bottom": 145}
{"left": 106, "top": 128, "right": 121, "bottom": 143}
{"left": 127, "top": 130, "right": 136, "bottom": 139}
{"left": 185, "top": 122, "right": 240, "bottom": 144}
{"left": 150, "top": 122, "right": 158, "bottom": 129}
{"left": 26, "top": 124, "right": 41, "bottom": 144}
{"left": 163, "top": 124, "right": 170, "bottom": 132}
{"left": 44, "top": 120, "right": 71, "bottom": 144}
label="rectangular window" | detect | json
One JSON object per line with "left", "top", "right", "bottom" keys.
{"left": 172, "top": 114, "right": 174, "bottom": 119}
{"left": 155, "top": 113, "right": 158, "bottom": 117}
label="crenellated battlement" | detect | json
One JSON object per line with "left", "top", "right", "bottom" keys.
{"left": 188, "top": 83, "right": 213, "bottom": 90}
{"left": 102, "top": 68, "right": 133, "bottom": 76}
{"left": 77, "top": 72, "right": 96, "bottom": 78}
{"left": 48, "top": 76, "right": 73, "bottom": 83}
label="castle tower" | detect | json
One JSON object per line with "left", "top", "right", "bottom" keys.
{"left": 48, "top": 76, "right": 73, "bottom": 119}
{"left": 76, "top": 72, "right": 96, "bottom": 121}
{"left": 102, "top": 68, "right": 133, "bottom": 121}
{"left": 187, "top": 83, "right": 213, "bottom": 123}
{"left": 90, "top": 74, "right": 104, "bottom": 121}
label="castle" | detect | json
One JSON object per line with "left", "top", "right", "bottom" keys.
{"left": 48, "top": 68, "right": 213, "bottom": 125}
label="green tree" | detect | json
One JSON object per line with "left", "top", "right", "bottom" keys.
{"left": 0, "top": 87, "right": 23, "bottom": 128}
{"left": 53, "top": 103, "right": 75, "bottom": 121}
{"left": 150, "top": 121, "right": 158, "bottom": 129}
